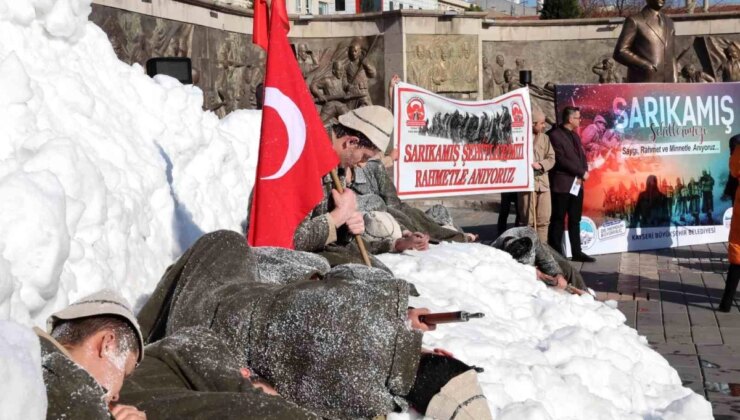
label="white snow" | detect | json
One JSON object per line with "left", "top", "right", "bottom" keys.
{"left": 378, "top": 244, "right": 713, "bottom": 419}
{"left": 0, "top": 0, "right": 257, "bottom": 325}
{"left": 0, "top": 0, "right": 713, "bottom": 419}
{"left": 0, "top": 320, "right": 47, "bottom": 420}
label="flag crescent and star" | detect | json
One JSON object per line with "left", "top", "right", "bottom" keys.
{"left": 261, "top": 87, "right": 306, "bottom": 180}
{"left": 248, "top": 0, "right": 339, "bottom": 248}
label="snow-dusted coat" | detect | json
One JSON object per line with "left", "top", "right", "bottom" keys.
{"left": 137, "top": 230, "right": 423, "bottom": 419}
{"left": 119, "top": 327, "right": 318, "bottom": 419}
{"left": 37, "top": 329, "right": 113, "bottom": 420}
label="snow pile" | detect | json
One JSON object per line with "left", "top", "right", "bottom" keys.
{"left": 0, "top": 320, "right": 47, "bottom": 419}
{"left": 0, "top": 0, "right": 258, "bottom": 325}
{"left": 379, "top": 244, "right": 712, "bottom": 419}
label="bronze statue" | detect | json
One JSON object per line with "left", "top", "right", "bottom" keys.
{"left": 310, "top": 61, "right": 350, "bottom": 124}
{"left": 717, "top": 44, "right": 740, "bottom": 82}
{"left": 613, "top": 0, "right": 676, "bottom": 83}
{"left": 342, "top": 42, "right": 376, "bottom": 106}
{"left": 592, "top": 58, "right": 622, "bottom": 83}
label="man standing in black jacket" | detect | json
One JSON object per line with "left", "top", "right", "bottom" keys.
{"left": 547, "top": 106, "right": 596, "bottom": 263}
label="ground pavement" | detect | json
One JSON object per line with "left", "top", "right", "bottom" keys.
{"left": 440, "top": 204, "right": 740, "bottom": 419}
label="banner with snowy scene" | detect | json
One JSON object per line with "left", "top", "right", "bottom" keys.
{"left": 555, "top": 83, "right": 740, "bottom": 255}
{"left": 392, "top": 82, "right": 534, "bottom": 199}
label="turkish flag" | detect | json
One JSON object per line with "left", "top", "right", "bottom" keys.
{"left": 247, "top": 0, "right": 339, "bottom": 248}
{"left": 252, "top": 0, "right": 268, "bottom": 50}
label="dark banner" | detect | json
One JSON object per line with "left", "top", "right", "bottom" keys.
{"left": 555, "top": 83, "right": 739, "bottom": 254}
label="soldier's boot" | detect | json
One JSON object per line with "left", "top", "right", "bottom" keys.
{"left": 719, "top": 264, "right": 740, "bottom": 312}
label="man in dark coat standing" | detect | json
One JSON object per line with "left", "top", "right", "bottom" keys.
{"left": 547, "top": 106, "right": 596, "bottom": 263}
{"left": 613, "top": 0, "right": 677, "bottom": 83}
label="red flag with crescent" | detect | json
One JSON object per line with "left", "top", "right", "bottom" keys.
{"left": 247, "top": 0, "right": 339, "bottom": 248}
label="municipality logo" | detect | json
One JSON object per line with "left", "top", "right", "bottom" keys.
{"left": 580, "top": 217, "right": 597, "bottom": 250}
{"left": 724, "top": 208, "right": 733, "bottom": 229}
{"left": 511, "top": 103, "right": 525, "bottom": 129}
{"left": 405, "top": 97, "right": 426, "bottom": 127}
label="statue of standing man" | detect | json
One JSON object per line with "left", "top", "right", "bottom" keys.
{"left": 343, "top": 41, "right": 376, "bottom": 107}
{"left": 613, "top": 0, "right": 676, "bottom": 83}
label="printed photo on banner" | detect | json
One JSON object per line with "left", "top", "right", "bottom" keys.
{"left": 555, "top": 82, "right": 740, "bottom": 255}
{"left": 393, "top": 82, "right": 534, "bottom": 199}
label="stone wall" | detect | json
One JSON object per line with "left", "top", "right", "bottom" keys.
{"left": 90, "top": 0, "right": 740, "bottom": 119}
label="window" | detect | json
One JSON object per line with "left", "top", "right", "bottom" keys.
{"left": 295, "top": 0, "right": 302, "bottom": 13}
{"left": 319, "top": 1, "right": 328, "bottom": 14}
{"left": 336, "top": 0, "right": 345, "bottom": 11}
{"left": 389, "top": 1, "right": 394, "bottom": 9}
{"left": 399, "top": 3, "right": 403, "bottom": 8}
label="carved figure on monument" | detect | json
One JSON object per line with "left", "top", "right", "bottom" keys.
{"left": 101, "top": 16, "right": 126, "bottom": 59}
{"left": 717, "top": 44, "right": 740, "bottom": 82}
{"left": 502, "top": 69, "right": 519, "bottom": 93}
{"left": 462, "top": 43, "right": 478, "bottom": 84}
{"left": 311, "top": 61, "right": 351, "bottom": 124}
{"left": 343, "top": 41, "right": 376, "bottom": 106}
{"left": 680, "top": 64, "right": 714, "bottom": 83}
{"left": 613, "top": 0, "right": 676, "bottom": 83}
{"left": 482, "top": 56, "right": 495, "bottom": 99}
{"left": 431, "top": 46, "right": 450, "bottom": 91}
{"left": 297, "top": 44, "right": 319, "bottom": 80}
{"left": 408, "top": 45, "right": 430, "bottom": 89}
{"left": 492, "top": 55, "right": 506, "bottom": 96}
{"left": 515, "top": 58, "right": 528, "bottom": 71}
{"left": 215, "top": 40, "right": 245, "bottom": 117}
{"left": 130, "top": 32, "right": 152, "bottom": 65}
{"left": 592, "top": 58, "right": 622, "bottom": 83}
{"left": 240, "top": 60, "right": 265, "bottom": 109}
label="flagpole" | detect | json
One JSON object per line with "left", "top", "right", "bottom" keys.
{"left": 330, "top": 169, "right": 373, "bottom": 267}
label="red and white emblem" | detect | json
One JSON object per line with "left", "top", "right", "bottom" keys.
{"left": 406, "top": 97, "right": 426, "bottom": 127}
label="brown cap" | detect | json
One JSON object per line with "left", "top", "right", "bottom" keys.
{"left": 338, "top": 105, "right": 393, "bottom": 152}
{"left": 47, "top": 290, "right": 144, "bottom": 363}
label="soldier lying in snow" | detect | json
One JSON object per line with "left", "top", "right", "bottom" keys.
{"left": 492, "top": 226, "right": 588, "bottom": 291}
{"left": 352, "top": 158, "right": 478, "bottom": 244}
{"left": 38, "top": 290, "right": 146, "bottom": 420}
{"left": 120, "top": 326, "right": 318, "bottom": 419}
{"left": 133, "top": 230, "right": 491, "bottom": 419}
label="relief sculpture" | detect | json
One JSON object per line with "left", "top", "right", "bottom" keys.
{"left": 291, "top": 36, "right": 384, "bottom": 124}
{"left": 406, "top": 35, "right": 478, "bottom": 94}
{"left": 91, "top": 4, "right": 266, "bottom": 118}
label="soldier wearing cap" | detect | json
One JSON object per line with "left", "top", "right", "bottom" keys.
{"left": 293, "top": 105, "right": 429, "bottom": 267}
{"left": 37, "top": 289, "right": 146, "bottom": 419}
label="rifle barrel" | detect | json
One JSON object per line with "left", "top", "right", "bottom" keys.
{"left": 419, "top": 311, "right": 485, "bottom": 325}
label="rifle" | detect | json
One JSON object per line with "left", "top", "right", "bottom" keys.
{"left": 418, "top": 311, "right": 485, "bottom": 325}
